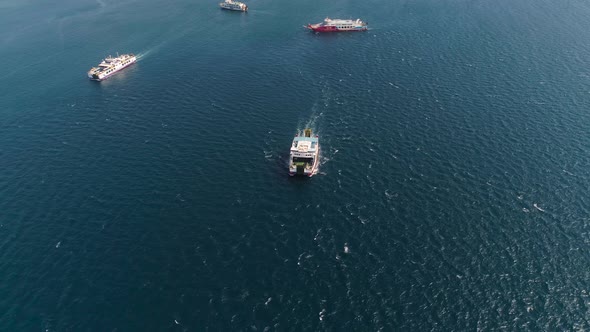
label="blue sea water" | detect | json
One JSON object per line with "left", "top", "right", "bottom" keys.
{"left": 2, "top": 0, "right": 590, "bottom": 330}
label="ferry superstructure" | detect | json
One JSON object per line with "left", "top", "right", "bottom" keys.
{"left": 87, "top": 53, "right": 136, "bottom": 81}
{"left": 289, "top": 129, "right": 320, "bottom": 177}
{"left": 219, "top": 0, "right": 248, "bottom": 12}
{"left": 307, "top": 18, "right": 368, "bottom": 32}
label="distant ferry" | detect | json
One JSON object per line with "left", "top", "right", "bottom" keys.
{"left": 219, "top": 0, "right": 248, "bottom": 12}
{"left": 307, "top": 18, "right": 368, "bottom": 32}
{"left": 289, "top": 129, "right": 320, "bottom": 177}
{"left": 87, "top": 53, "right": 136, "bottom": 81}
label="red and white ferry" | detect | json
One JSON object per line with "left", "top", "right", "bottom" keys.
{"left": 306, "top": 18, "right": 368, "bottom": 32}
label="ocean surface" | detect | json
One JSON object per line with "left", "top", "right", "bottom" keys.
{"left": 2, "top": 0, "right": 590, "bottom": 330}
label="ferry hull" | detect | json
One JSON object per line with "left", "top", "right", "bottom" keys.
{"left": 219, "top": 1, "right": 248, "bottom": 12}
{"left": 306, "top": 18, "right": 368, "bottom": 33}
{"left": 289, "top": 146, "right": 320, "bottom": 177}
{"left": 221, "top": 7, "right": 247, "bottom": 11}
{"left": 307, "top": 25, "right": 367, "bottom": 32}
{"left": 88, "top": 59, "right": 136, "bottom": 81}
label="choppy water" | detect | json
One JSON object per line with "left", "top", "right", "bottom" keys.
{"left": 2, "top": 0, "right": 590, "bottom": 330}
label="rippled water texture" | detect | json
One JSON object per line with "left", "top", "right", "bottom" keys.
{"left": 1, "top": 0, "right": 590, "bottom": 330}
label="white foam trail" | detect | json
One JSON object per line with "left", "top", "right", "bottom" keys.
{"left": 135, "top": 51, "right": 152, "bottom": 62}
{"left": 137, "top": 39, "right": 170, "bottom": 61}
{"left": 303, "top": 102, "right": 321, "bottom": 130}
{"left": 533, "top": 203, "right": 545, "bottom": 212}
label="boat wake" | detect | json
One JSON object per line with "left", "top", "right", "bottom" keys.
{"left": 135, "top": 52, "right": 148, "bottom": 61}
{"left": 262, "top": 130, "right": 278, "bottom": 162}
{"left": 296, "top": 101, "right": 323, "bottom": 134}
{"left": 137, "top": 20, "right": 197, "bottom": 61}
{"left": 137, "top": 39, "right": 169, "bottom": 60}
{"left": 136, "top": 43, "right": 164, "bottom": 61}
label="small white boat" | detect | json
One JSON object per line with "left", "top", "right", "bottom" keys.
{"left": 289, "top": 129, "right": 320, "bottom": 177}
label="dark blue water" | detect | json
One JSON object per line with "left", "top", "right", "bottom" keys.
{"left": 2, "top": 0, "right": 590, "bottom": 330}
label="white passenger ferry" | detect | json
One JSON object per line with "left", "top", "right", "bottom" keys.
{"left": 87, "top": 53, "right": 136, "bottom": 81}
{"left": 289, "top": 129, "right": 320, "bottom": 177}
{"left": 219, "top": 0, "right": 248, "bottom": 12}
{"left": 307, "top": 18, "right": 368, "bottom": 32}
